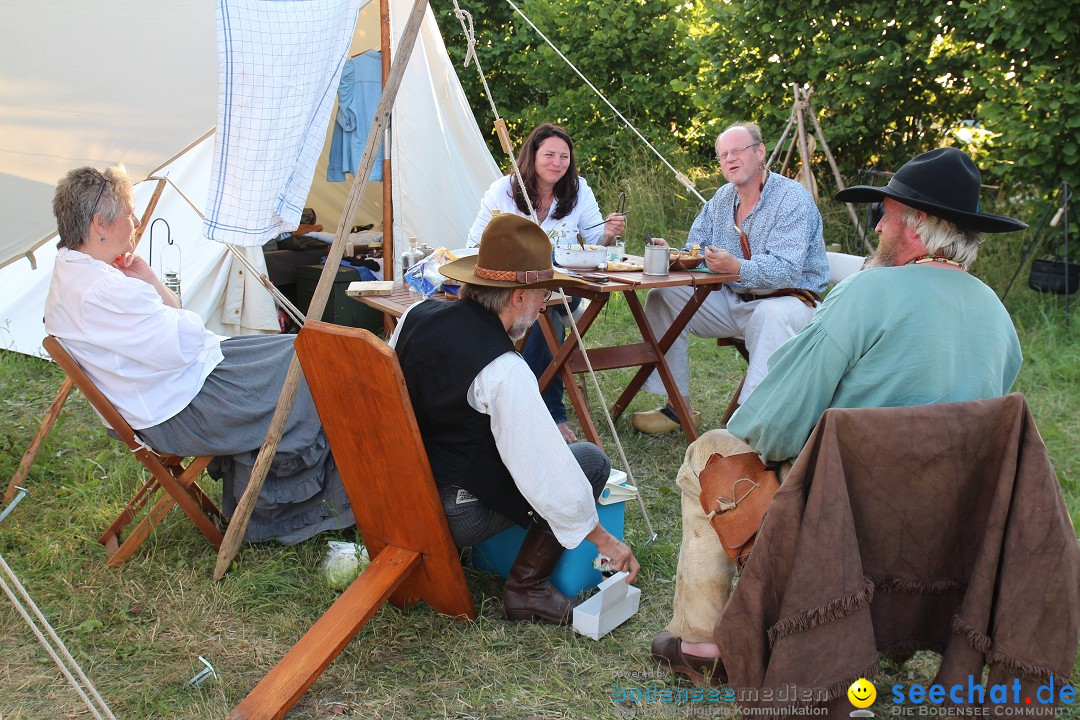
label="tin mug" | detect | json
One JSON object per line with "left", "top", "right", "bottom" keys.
{"left": 643, "top": 243, "right": 670, "bottom": 276}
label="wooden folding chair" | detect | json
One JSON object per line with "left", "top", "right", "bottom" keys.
{"left": 42, "top": 336, "right": 225, "bottom": 567}
{"left": 229, "top": 321, "right": 475, "bottom": 720}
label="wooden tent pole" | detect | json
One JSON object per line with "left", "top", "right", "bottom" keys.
{"left": 806, "top": 97, "right": 869, "bottom": 248}
{"left": 780, "top": 133, "right": 797, "bottom": 176}
{"left": 213, "top": 0, "right": 432, "bottom": 581}
{"left": 380, "top": 0, "right": 395, "bottom": 280}
{"left": 4, "top": 178, "right": 168, "bottom": 505}
{"left": 794, "top": 84, "right": 815, "bottom": 201}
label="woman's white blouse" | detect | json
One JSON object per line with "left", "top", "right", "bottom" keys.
{"left": 44, "top": 248, "right": 224, "bottom": 430}
{"left": 466, "top": 174, "right": 607, "bottom": 248}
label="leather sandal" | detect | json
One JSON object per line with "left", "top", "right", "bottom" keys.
{"left": 650, "top": 631, "right": 727, "bottom": 687}
{"left": 631, "top": 406, "right": 701, "bottom": 435}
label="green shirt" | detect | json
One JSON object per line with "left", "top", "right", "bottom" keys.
{"left": 727, "top": 265, "right": 1023, "bottom": 463}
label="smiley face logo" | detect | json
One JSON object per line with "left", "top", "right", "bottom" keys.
{"left": 847, "top": 678, "right": 876, "bottom": 708}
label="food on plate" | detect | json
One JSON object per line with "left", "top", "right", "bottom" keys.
{"left": 605, "top": 260, "right": 645, "bottom": 272}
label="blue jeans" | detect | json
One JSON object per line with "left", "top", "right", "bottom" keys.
{"left": 522, "top": 296, "right": 581, "bottom": 424}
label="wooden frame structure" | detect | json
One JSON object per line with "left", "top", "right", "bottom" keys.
{"left": 228, "top": 320, "right": 475, "bottom": 720}
{"left": 41, "top": 336, "right": 225, "bottom": 566}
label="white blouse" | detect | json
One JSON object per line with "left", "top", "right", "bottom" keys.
{"left": 466, "top": 174, "right": 608, "bottom": 248}
{"left": 44, "top": 248, "right": 224, "bottom": 430}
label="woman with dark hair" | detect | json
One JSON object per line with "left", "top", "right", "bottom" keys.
{"left": 466, "top": 123, "right": 625, "bottom": 442}
{"left": 44, "top": 165, "right": 354, "bottom": 544}
{"left": 467, "top": 122, "right": 624, "bottom": 247}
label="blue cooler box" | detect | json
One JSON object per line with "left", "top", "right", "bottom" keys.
{"left": 471, "top": 470, "right": 634, "bottom": 596}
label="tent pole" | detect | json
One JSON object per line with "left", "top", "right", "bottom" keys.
{"left": 213, "top": 0, "right": 432, "bottom": 581}
{"left": 380, "top": 0, "right": 395, "bottom": 280}
{"left": 794, "top": 84, "right": 815, "bottom": 202}
{"left": 4, "top": 178, "right": 169, "bottom": 504}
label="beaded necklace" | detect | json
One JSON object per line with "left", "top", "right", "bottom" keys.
{"left": 907, "top": 254, "right": 965, "bottom": 270}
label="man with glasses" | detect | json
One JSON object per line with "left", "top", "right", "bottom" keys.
{"left": 390, "top": 213, "right": 640, "bottom": 625}
{"left": 632, "top": 122, "right": 829, "bottom": 434}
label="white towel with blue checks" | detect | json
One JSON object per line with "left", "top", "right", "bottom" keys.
{"left": 204, "top": 0, "right": 364, "bottom": 246}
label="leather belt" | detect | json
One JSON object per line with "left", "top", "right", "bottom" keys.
{"left": 736, "top": 287, "right": 821, "bottom": 308}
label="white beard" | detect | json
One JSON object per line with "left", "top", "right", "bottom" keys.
{"left": 508, "top": 314, "right": 533, "bottom": 341}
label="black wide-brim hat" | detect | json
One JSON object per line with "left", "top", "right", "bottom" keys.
{"left": 440, "top": 213, "right": 586, "bottom": 290}
{"left": 834, "top": 147, "right": 1027, "bottom": 233}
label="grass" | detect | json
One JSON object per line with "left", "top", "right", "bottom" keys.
{"left": 1, "top": 171, "right": 1078, "bottom": 718}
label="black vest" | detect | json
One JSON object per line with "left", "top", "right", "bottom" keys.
{"left": 395, "top": 299, "right": 532, "bottom": 526}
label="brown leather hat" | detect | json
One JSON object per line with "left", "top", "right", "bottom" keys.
{"left": 440, "top": 213, "right": 586, "bottom": 290}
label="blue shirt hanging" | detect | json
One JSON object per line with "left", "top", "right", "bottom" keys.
{"left": 327, "top": 50, "right": 384, "bottom": 182}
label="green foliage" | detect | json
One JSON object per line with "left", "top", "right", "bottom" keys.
{"left": 436, "top": 0, "right": 1077, "bottom": 205}
{"left": 435, "top": 0, "right": 700, "bottom": 172}
{"left": 954, "top": 0, "right": 1079, "bottom": 191}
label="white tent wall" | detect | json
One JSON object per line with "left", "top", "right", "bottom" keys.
{"left": 0, "top": 0, "right": 499, "bottom": 357}
{"left": 0, "top": 0, "right": 217, "bottom": 270}
{"left": 307, "top": 0, "right": 500, "bottom": 273}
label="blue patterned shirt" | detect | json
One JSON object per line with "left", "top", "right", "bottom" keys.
{"left": 686, "top": 172, "right": 828, "bottom": 294}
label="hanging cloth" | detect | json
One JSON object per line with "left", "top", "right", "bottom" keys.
{"left": 328, "top": 51, "right": 385, "bottom": 183}
{"left": 204, "top": 0, "right": 364, "bottom": 246}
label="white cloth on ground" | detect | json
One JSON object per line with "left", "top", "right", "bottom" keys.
{"left": 204, "top": 0, "right": 363, "bottom": 246}
{"left": 389, "top": 303, "right": 599, "bottom": 548}
{"left": 44, "top": 248, "right": 224, "bottom": 429}
{"left": 641, "top": 284, "right": 816, "bottom": 403}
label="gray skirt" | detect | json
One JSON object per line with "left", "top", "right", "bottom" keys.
{"left": 138, "top": 334, "right": 355, "bottom": 544}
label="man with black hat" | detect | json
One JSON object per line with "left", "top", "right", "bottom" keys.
{"left": 650, "top": 147, "right": 1026, "bottom": 685}
{"left": 390, "top": 213, "right": 640, "bottom": 625}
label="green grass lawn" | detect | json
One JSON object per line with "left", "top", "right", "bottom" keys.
{"left": 0, "top": 262, "right": 1076, "bottom": 719}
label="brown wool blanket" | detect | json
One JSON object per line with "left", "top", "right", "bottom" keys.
{"left": 714, "top": 394, "right": 1079, "bottom": 716}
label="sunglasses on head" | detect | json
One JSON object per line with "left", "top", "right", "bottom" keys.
{"left": 89, "top": 171, "right": 111, "bottom": 218}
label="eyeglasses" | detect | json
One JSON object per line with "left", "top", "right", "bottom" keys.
{"left": 89, "top": 172, "right": 111, "bottom": 218}
{"left": 541, "top": 289, "right": 554, "bottom": 302}
{"left": 716, "top": 142, "right": 761, "bottom": 163}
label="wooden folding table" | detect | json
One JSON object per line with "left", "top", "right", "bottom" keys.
{"left": 537, "top": 270, "right": 736, "bottom": 447}
{"left": 352, "top": 271, "right": 736, "bottom": 446}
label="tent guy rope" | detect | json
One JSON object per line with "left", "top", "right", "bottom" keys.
{"left": 0, "top": 544, "right": 118, "bottom": 720}
{"left": 451, "top": 0, "right": 658, "bottom": 541}
{"left": 502, "top": 0, "right": 706, "bottom": 206}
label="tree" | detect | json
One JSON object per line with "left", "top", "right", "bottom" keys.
{"left": 434, "top": 0, "right": 700, "bottom": 174}
{"left": 691, "top": 0, "right": 1078, "bottom": 193}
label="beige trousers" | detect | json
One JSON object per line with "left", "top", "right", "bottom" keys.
{"left": 665, "top": 429, "right": 791, "bottom": 643}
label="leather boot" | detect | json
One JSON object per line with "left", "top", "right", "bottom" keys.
{"left": 503, "top": 523, "right": 577, "bottom": 624}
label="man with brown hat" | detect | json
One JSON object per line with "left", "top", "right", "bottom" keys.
{"left": 651, "top": 146, "right": 1026, "bottom": 685}
{"left": 390, "top": 213, "right": 639, "bottom": 625}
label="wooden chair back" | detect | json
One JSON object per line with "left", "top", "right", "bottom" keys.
{"left": 294, "top": 320, "right": 474, "bottom": 616}
{"left": 229, "top": 321, "right": 474, "bottom": 720}
{"left": 41, "top": 336, "right": 223, "bottom": 565}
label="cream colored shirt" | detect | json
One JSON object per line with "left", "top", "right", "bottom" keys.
{"left": 44, "top": 248, "right": 224, "bottom": 429}
{"left": 390, "top": 304, "right": 599, "bottom": 548}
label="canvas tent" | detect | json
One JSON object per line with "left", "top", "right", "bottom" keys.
{"left": 0, "top": 0, "right": 499, "bottom": 357}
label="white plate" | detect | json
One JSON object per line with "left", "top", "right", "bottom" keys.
{"left": 557, "top": 264, "right": 604, "bottom": 272}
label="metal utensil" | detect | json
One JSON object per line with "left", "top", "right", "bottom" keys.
{"left": 581, "top": 191, "right": 630, "bottom": 231}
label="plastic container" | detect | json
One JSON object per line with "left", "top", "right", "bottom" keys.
{"left": 471, "top": 470, "right": 635, "bottom": 596}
